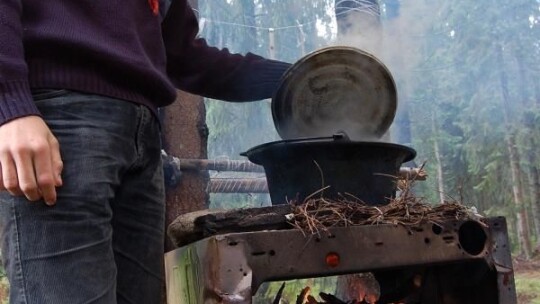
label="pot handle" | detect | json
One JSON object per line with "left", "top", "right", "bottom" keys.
{"left": 282, "top": 131, "right": 351, "bottom": 143}
{"left": 304, "top": 131, "right": 350, "bottom": 142}
{"left": 239, "top": 131, "right": 351, "bottom": 157}
{"left": 332, "top": 130, "right": 350, "bottom": 141}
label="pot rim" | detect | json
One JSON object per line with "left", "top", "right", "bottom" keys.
{"left": 241, "top": 137, "right": 416, "bottom": 164}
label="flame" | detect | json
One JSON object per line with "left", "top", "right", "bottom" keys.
{"left": 299, "top": 286, "right": 311, "bottom": 303}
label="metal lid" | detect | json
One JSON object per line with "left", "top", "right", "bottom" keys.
{"left": 272, "top": 46, "right": 397, "bottom": 140}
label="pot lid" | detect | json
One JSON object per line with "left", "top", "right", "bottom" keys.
{"left": 272, "top": 46, "right": 397, "bottom": 140}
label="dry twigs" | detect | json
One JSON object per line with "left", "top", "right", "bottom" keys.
{"left": 287, "top": 175, "right": 481, "bottom": 237}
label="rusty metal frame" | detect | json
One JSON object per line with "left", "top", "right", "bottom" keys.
{"left": 165, "top": 217, "right": 516, "bottom": 304}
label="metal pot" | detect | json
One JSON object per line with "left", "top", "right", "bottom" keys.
{"left": 241, "top": 134, "right": 416, "bottom": 205}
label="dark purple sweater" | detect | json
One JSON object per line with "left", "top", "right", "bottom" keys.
{"left": 0, "top": 0, "right": 291, "bottom": 126}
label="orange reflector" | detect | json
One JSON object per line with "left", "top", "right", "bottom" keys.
{"left": 325, "top": 252, "right": 340, "bottom": 268}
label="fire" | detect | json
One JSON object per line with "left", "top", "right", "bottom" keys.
{"left": 298, "top": 286, "right": 311, "bottom": 303}
{"left": 292, "top": 274, "right": 382, "bottom": 303}
{"left": 274, "top": 273, "right": 422, "bottom": 303}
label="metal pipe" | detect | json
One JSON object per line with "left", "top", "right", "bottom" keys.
{"left": 208, "top": 178, "right": 268, "bottom": 193}
{"left": 167, "top": 157, "right": 427, "bottom": 180}
{"left": 207, "top": 174, "right": 429, "bottom": 194}
{"left": 178, "top": 158, "right": 264, "bottom": 172}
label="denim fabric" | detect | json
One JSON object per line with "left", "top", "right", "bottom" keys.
{"left": 0, "top": 91, "right": 165, "bottom": 304}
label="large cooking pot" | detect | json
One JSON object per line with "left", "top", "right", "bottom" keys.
{"left": 241, "top": 134, "right": 416, "bottom": 205}
{"left": 243, "top": 47, "right": 411, "bottom": 205}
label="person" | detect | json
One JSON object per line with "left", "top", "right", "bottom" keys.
{"left": 0, "top": 0, "right": 291, "bottom": 303}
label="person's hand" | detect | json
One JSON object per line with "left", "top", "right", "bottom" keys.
{"left": 0, "top": 116, "right": 63, "bottom": 205}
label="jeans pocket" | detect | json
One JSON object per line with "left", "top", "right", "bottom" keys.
{"left": 32, "top": 89, "right": 70, "bottom": 101}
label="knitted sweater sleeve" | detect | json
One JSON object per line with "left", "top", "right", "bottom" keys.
{"left": 162, "top": 0, "right": 291, "bottom": 101}
{"left": 0, "top": 0, "right": 41, "bottom": 126}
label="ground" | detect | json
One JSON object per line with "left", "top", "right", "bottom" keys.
{"left": 515, "top": 257, "right": 540, "bottom": 304}
{"left": 0, "top": 277, "right": 7, "bottom": 304}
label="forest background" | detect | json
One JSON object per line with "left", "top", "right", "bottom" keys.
{"left": 2, "top": 0, "right": 540, "bottom": 302}
{"left": 200, "top": 0, "right": 540, "bottom": 302}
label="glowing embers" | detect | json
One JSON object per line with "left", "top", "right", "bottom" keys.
{"left": 262, "top": 274, "right": 382, "bottom": 304}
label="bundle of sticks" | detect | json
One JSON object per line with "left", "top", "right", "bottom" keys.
{"left": 287, "top": 182, "right": 481, "bottom": 237}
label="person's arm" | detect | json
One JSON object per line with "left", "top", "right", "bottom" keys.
{"left": 161, "top": 0, "right": 291, "bottom": 101}
{"left": 0, "top": 0, "right": 40, "bottom": 123}
{"left": 0, "top": 0, "right": 63, "bottom": 205}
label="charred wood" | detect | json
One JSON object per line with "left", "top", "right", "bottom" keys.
{"left": 319, "top": 292, "right": 347, "bottom": 303}
{"left": 272, "top": 282, "right": 286, "bottom": 304}
{"left": 167, "top": 205, "right": 294, "bottom": 247}
{"left": 297, "top": 287, "right": 312, "bottom": 304}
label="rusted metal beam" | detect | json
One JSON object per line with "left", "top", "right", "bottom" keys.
{"left": 165, "top": 217, "right": 517, "bottom": 303}
{"left": 209, "top": 178, "right": 268, "bottom": 193}
{"left": 177, "top": 158, "right": 265, "bottom": 172}
{"left": 163, "top": 157, "right": 427, "bottom": 181}
{"left": 206, "top": 172, "right": 427, "bottom": 193}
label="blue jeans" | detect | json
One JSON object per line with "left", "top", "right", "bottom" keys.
{"left": 0, "top": 91, "right": 165, "bottom": 303}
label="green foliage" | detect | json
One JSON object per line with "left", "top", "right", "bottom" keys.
{"left": 0, "top": 269, "right": 7, "bottom": 304}
{"left": 399, "top": 0, "right": 540, "bottom": 254}
{"left": 515, "top": 274, "right": 540, "bottom": 304}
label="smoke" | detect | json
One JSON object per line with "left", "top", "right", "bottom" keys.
{"left": 328, "top": 0, "right": 445, "bottom": 143}
{"left": 333, "top": 0, "right": 440, "bottom": 77}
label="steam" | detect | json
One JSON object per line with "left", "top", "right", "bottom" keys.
{"left": 333, "top": 0, "right": 438, "bottom": 76}
{"left": 329, "top": 0, "right": 442, "bottom": 143}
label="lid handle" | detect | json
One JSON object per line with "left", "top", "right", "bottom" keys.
{"left": 333, "top": 131, "right": 350, "bottom": 142}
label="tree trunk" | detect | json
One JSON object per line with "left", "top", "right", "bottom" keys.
{"left": 535, "top": 81, "right": 540, "bottom": 107}
{"left": 432, "top": 112, "right": 445, "bottom": 204}
{"left": 522, "top": 120, "right": 540, "bottom": 251}
{"left": 241, "top": 0, "right": 257, "bottom": 51}
{"left": 162, "top": 91, "right": 209, "bottom": 252}
{"left": 526, "top": 138, "right": 540, "bottom": 250}
{"left": 162, "top": 0, "right": 207, "bottom": 251}
{"left": 506, "top": 133, "right": 532, "bottom": 258}
{"left": 516, "top": 52, "right": 540, "bottom": 251}
{"left": 498, "top": 44, "right": 532, "bottom": 258}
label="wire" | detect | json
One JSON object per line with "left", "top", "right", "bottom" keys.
{"left": 335, "top": 0, "right": 380, "bottom": 17}
{"left": 195, "top": 6, "right": 379, "bottom": 32}
{"left": 201, "top": 17, "right": 305, "bottom": 31}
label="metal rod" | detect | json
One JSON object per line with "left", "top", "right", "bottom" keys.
{"left": 208, "top": 171, "right": 428, "bottom": 193}
{"left": 208, "top": 178, "right": 268, "bottom": 193}
{"left": 174, "top": 158, "right": 427, "bottom": 180}
{"left": 268, "top": 28, "right": 276, "bottom": 59}
{"left": 179, "top": 158, "right": 265, "bottom": 172}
